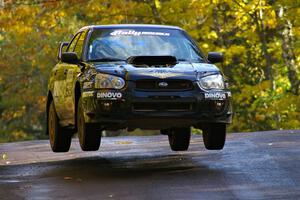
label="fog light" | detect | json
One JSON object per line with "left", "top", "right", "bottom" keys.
{"left": 101, "top": 102, "right": 113, "bottom": 111}
{"left": 216, "top": 102, "right": 223, "bottom": 107}
{"left": 213, "top": 101, "right": 225, "bottom": 112}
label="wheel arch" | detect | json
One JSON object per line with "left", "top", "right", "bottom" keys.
{"left": 74, "top": 81, "right": 82, "bottom": 130}
{"left": 46, "top": 91, "right": 53, "bottom": 135}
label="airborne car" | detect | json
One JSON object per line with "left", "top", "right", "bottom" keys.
{"left": 46, "top": 24, "right": 232, "bottom": 152}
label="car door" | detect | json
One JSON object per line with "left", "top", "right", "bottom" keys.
{"left": 53, "top": 32, "right": 82, "bottom": 125}
{"left": 63, "top": 30, "right": 88, "bottom": 125}
{"left": 52, "top": 61, "right": 67, "bottom": 121}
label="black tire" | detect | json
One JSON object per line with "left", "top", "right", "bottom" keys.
{"left": 202, "top": 123, "right": 226, "bottom": 150}
{"left": 48, "top": 101, "right": 72, "bottom": 152}
{"left": 168, "top": 127, "right": 191, "bottom": 151}
{"left": 77, "top": 97, "right": 101, "bottom": 151}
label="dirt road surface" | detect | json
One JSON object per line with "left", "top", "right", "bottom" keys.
{"left": 0, "top": 130, "right": 300, "bottom": 200}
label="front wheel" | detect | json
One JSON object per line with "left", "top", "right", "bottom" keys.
{"left": 48, "top": 101, "right": 72, "bottom": 152}
{"left": 202, "top": 123, "right": 226, "bottom": 150}
{"left": 77, "top": 97, "right": 101, "bottom": 151}
{"left": 168, "top": 127, "right": 191, "bottom": 151}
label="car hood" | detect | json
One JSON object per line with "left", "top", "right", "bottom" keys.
{"left": 92, "top": 62, "right": 220, "bottom": 81}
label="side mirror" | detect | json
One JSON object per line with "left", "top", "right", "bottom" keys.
{"left": 58, "top": 42, "right": 69, "bottom": 60}
{"left": 207, "top": 52, "right": 224, "bottom": 63}
{"left": 61, "top": 52, "right": 79, "bottom": 64}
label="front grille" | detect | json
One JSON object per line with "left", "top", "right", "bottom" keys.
{"left": 135, "top": 79, "right": 193, "bottom": 91}
{"left": 132, "top": 102, "right": 194, "bottom": 112}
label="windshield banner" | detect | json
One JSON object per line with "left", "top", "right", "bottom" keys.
{"left": 110, "top": 30, "right": 170, "bottom": 37}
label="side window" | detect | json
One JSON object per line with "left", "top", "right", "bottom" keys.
{"left": 67, "top": 33, "right": 82, "bottom": 52}
{"left": 73, "top": 31, "right": 87, "bottom": 58}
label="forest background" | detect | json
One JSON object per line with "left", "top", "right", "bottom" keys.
{"left": 0, "top": 0, "right": 299, "bottom": 142}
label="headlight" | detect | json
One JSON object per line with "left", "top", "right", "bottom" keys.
{"left": 95, "top": 73, "right": 125, "bottom": 89}
{"left": 198, "top": 74, "right": 224, "bottom": 90}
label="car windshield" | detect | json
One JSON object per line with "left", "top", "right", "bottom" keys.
{"left": 87, "top": 28, "right": 204, "bottom": 63}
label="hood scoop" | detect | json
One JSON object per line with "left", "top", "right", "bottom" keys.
{"left": 126, "top": 55, "right": 177, "bottom": 67}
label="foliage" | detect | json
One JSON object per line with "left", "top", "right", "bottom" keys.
{"left": 0, "top": 0, "right": 299, "bottom": 142}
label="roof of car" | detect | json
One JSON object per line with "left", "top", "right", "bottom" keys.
{"left": 78, "top": 24, "right": 183, "bottom": 32}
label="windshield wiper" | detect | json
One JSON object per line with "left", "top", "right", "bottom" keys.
{"left": 88, "top": 58, "right": 125, "bottom": 62}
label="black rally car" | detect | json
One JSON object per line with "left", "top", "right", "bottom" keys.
{"left": 46, "top": 24, "right": 232, "bottom": 152}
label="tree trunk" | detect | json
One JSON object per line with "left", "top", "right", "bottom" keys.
{"left": 148, "top": 0, "right": 162, "bottom": 24}
{"left": 212, "top": 4, "right": 232, "bottom": 79}
{"left": 253, "top": 10, "right": 275, "bottom": 90}
{"left": 280, "top": 19, "right": 299, "bottom": 95}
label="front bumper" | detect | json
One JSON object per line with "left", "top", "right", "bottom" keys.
{"left": 81, "top": 81, "right": 233, "bottom": 129}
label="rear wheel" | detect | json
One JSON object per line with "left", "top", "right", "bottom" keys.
{"left": 77, "top": 97, "right": 101, "bottom": 151}
{"left": 167, "top": 127, "right": 191, "bottom": 151}
{"left": 48, "top": 101, "right": 72, "bottom": 152}
{"left": 202, "top": 123, "right": 226, "bottom": 150}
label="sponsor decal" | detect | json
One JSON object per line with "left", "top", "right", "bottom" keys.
{"left": 53, "top": 81, "right": 65, "bottom": 97}
{"left": 204, "top": 92, "right": 226, "bottom": 100}
{"left": 97, "top": 92, "right": 122, "bottom": 100}
{"left": 83, "top": 82, "right": 93, "bottom": 89}
{"left": 66, "top": 69, "right": 74, "bottom": 83}
{"left": 136, "top": 69, "right": 183, "bottom": 78}
{"left": 110, "top": 30, "right": 170, "bottom": 37}
{"left": 149, "top": 69, "right": 179, "bottom": 79}
{"left": 226, "top": 91, "right": 232, "bottom": 97}
{"left": 82, "top": 91, "right": 94, "bottom": 98}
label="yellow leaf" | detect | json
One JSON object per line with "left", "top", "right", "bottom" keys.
{"left": 115, "top": 141, "right": 132, "bottom": 145}
{"left": 2, "top": 153, "right": 7, "bottom": 160}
